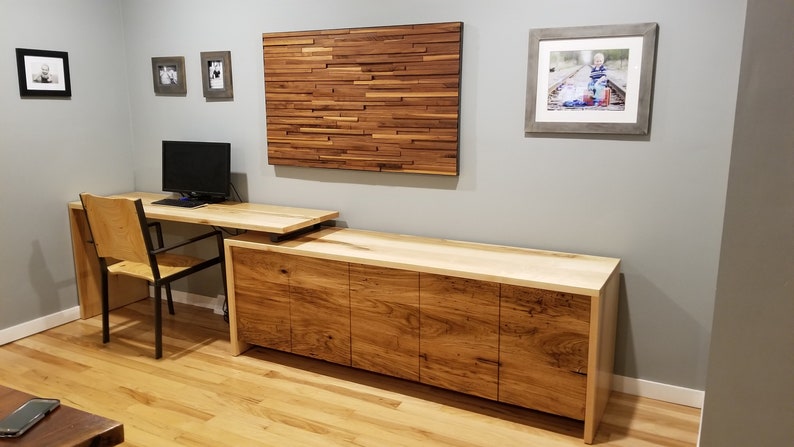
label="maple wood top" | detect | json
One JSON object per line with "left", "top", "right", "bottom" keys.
{"left": 227, "top": 227, "right": 620, "bottom": 297}
{"left": 0, "top": 385, "right": 123, "bottom": 447}
{"left": 69, "top": 191, "right": 339, "bottom": 235}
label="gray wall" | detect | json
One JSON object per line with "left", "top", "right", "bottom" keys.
{"left": 121, "top": 0, "right": 746, "bottom": 391}
{"left": 0, "top": 0, "right": 134, "bottom": 327}
{"left": 700, "top": 0, "right": 794, "bottom": 444}
{"left": 1, "top": 0, "right": 751, "bottom": 393}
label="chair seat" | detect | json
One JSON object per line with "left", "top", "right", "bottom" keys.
{"left": 107, "top": 253, "right": 205, "bottom": 282}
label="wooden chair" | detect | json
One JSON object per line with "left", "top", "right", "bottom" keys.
{"left": 79, "top": 193, "right": 227, "bottom": 358}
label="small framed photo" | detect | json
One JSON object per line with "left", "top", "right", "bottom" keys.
{"left": 151, "top": 56, "right": 187, "bottom": 95}
{"left": 200, "top": 51, "right": 233, "bottom": 99}
{"left": 16, "top": 48, "right": 71, "bottom": 97}
{"left": 525, "top": 22, "right": 658, "bottom": 135}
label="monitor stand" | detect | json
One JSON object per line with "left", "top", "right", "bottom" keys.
{"left": 185, "top": 193, "right": 226, "bottom": 204}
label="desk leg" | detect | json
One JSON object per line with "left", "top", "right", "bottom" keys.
{"left": 69, "top": 208, "right": 149, "bottom": 319}
{"left": 224, "top": 245, "right": 251, "bottom": 355}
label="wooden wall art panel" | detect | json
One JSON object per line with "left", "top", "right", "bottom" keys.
{"left": 262, "top": 22, "right": 462, "bottom": 176}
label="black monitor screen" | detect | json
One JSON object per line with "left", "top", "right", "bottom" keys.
{"left": 161, "top": 140, "right": 231, "bottom": 201}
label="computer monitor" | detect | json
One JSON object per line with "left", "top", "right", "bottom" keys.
{"left": 161, "top": 140, "right": 231, "bottom": 202}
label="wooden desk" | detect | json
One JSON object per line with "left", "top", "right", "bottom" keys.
{"left": 68, "top": 191, "right": 339, "bottom": 318}
{"left": 0, "top": 386, "right": 123, "bottom": 447}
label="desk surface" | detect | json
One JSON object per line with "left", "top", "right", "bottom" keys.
{"left": 0, "top": 385, "right": 123, "bottom": 447}
{"left": 68, "top": 191, "right": 339, "bottom": 235}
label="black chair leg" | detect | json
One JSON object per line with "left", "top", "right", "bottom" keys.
{"left": 165, "top": 284, "right": 175, "bottom": 315}
{"left": 154, "top": 285, "right": 162, "bottom": 359}
{"left": 101, "top": 269, "right": 110, "bottom": 344}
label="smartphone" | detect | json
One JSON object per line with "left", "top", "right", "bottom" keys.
{"left": 0, "top": 398, "right": 60, "bottom": 438}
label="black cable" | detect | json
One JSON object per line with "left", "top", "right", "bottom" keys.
{"left": 229, "top": 181, "right": 243, "bottom": 202}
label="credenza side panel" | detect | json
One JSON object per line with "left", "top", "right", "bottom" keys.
{"left": 289, "top": 256, "right": 351, "bottom": 365}
{"left": 419, "top": 273, "right": 500, "bottom": 400}
{"left": 350, "top": 264, "right": 420, "bottom": 381}
{"left": 231, "top": 247, "right": 292, "bottom": 352}
{"left": 499, "top": 284, "right": 590, "bottom": 420}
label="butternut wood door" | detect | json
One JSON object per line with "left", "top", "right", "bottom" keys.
{"left": 231, "top": 248, "right": 292, "bottom": 352}
{"left": 419, "top": 273, "right": 500, "bottom": 400}
{"left": 350, "top": 264, "right": 420, "bottom": 381}
{"left": 289, "top": 256, "right": 351, "bottom": 365}
{"left": 499, "top": 285, "right": 590, "bottom": 420}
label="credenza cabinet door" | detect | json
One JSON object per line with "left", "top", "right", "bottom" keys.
{"left": 231, "top": 247, "right": 292, "bottom": 352}
{"left": 499, "top": 285, "right": 590, "bottom": 420}
{"left": 419, "top": 273, "right": 500, "bottom": 400}
{"left": 350, "top": 264, "right": 420, "bottom": 381}
{"left": 289, "top": 256, "right": 351, "bottom": 365}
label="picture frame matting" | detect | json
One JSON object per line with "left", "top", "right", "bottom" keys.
{"left": 525, "top": 22, "right": 658, "bottom": 135}
{"left": 151, "top": 56, "right": 187, "bottom": 95}
{"left": 16, "top": 48, "right": 72, "bottom": 97}
{"left": 200, "top": 51, "right": 233, "bottom": 99}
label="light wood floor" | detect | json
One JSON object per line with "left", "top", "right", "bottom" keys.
{"left": 0, "top": 300, "right": 701, "bottom": 446}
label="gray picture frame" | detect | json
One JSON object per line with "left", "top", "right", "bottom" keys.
{"left": 525, "top": 22, "right": 658, "bottom": 135}
{"left": 151, "top": 56, "right": 187, "bottom": 96}
{"left": 200, "top": 51, "right": 233, "bottom": 99}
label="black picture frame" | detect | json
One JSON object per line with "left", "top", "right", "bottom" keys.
{"left": 525, "top": 22, "right": 658, "bottom": 135}
{"left": 200, "top": 51, "right": 233, "bottom": 99}
{"left": 16, "top": 48, "right": 71, "bottom": 97}
{"left": 151, "top": 56, "right": 187, "bottom": 96}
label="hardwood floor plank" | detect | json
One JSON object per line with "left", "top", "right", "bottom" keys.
{"left": 0, "top": 299, "right": 700, "bottom": 446}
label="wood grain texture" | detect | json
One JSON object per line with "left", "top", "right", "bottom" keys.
{"left": 69, "top": 207, "right": 149, "bottom": 319}
{"left": 69, "top": 192, "right": 339, "bottom": 319}
{"left": 224, "top": 229, "right": 623, "bottom": 443}
{"left": 288, "top": 256, "right": 351, "bottom": 365}
{"left": 263, "top": 22, "right": 462, "bottom": 175}
{"left": 350, "top": 263, "right": 420, "bottom": 381}
{"left": 226, "top": 227, "right": 620, "bottom": 296}
{"left": 230, "top": 247, "right": 292, "bottom": 352}
{"left": 500, "top": 285, "right": 590, "bottom": 420}
{"left": 0, "top": 385, "right": 123, "bottom": 447}
{"left": 585, "top": 265, "right": 622, "bottom": 443}
{"left": 68, "top": 192, "right": 340, "bottom": 235}
{"left": 419, "top": 274, "right": 500, "bottom": 400}
{"left": 0, "top": 300, "right": 701, "bottom": 446}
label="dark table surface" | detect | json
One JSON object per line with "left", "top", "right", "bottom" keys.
{"left": 0, "top": 385, "right": 123, "bottom": 447}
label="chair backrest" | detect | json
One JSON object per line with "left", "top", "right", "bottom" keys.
{"left": 79, "top": 193, "right": 152, "bottom": 264}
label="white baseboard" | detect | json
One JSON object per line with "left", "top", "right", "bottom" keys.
{"left": 613, "top": 374, "right": 704, "bottom": 408}
{"left": 0, "top": 306, "right": 80, "bottom": 346}
{"left": 153, "top": 287, "right": 225, "bottom": 315}
{"left": 1, "top": 298, "right": 703, "bottom": 410}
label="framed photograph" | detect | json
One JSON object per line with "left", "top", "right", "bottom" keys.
{"left": 200, "top": 51, "right": 233, "bottom": 99}
{"left": 525, "top": 22, "right": 658, "bottom": 135}
{"left": 151, "top": 56, "right": 187, "bottom": 95}
{"left": 16, "top": 48, "right": 71, "bottom": 97}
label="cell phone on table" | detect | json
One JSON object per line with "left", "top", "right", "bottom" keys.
{"left": 0, "top": 398, "right": 60, "bottom": 438}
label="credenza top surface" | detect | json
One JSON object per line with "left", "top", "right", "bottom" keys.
{"left": 69, "top": 191, "right": 339, "bottom": 235}
{"left": 227, "top": 227, "right": 620, "bottom": 296}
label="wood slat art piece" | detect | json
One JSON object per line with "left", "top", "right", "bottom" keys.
{"left": 262, "top": 22, "right": 463, "bottom": 175}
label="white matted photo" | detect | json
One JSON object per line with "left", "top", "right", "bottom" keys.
{"left": 525, "top": 23, "right": 658, "bottom": 135}
{"left": 16, "top": 48, "right": 71, "bottom": 97}
{"left": 200, "top": 51, "right": 233, "bottom": 99}
{"left": 151, "top": 56, "right": 187, "bottom": 96}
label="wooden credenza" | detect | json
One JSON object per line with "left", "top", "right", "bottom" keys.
{"left": 224, "top": 227, "right": 620, "bottom": 444}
